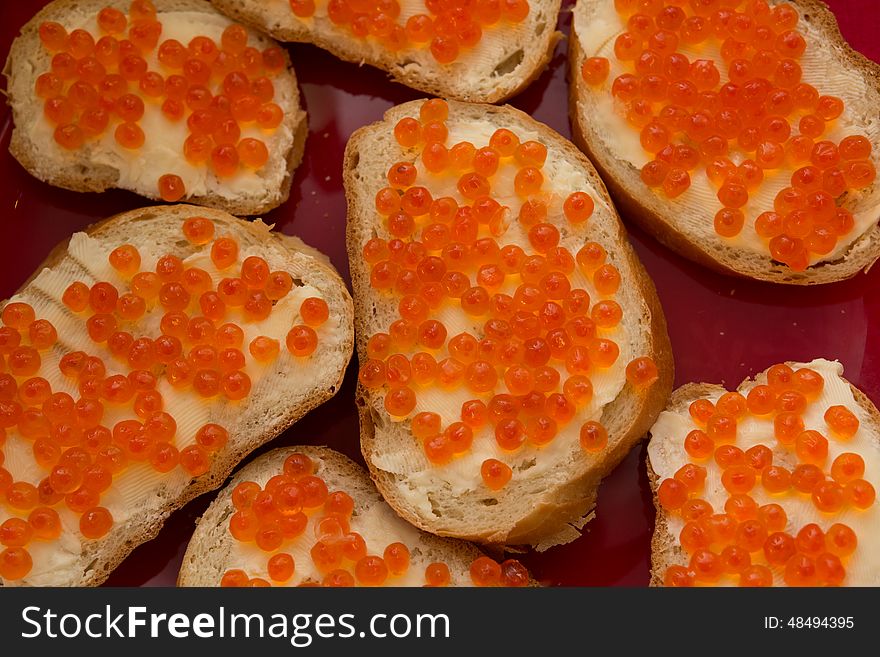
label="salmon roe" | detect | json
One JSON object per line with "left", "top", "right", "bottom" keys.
{"left": 363, "top": 98, "right": 655, "bottom": 491}
{"left": 295, "top": 0, "right": 528, "bottom": 65}
{"left": 220, "top": 451, "right": 528, "bottom": 586}
{"left": 662, "top": 361, "right": 877, "bottom": 587}
{"left": 36, "top": 1, "right": 285, "bottom": 202}
{"left": 0, "top": 218, "right": 326, "bottom": 582}
{"left": 603, "top": 0, "right": 876, "bottom": 269}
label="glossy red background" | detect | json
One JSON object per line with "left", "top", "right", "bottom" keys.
{"left": 0, "top": 0, "right": 877, "bottom": 586}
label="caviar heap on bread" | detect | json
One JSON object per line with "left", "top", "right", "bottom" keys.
{"left": 210, "top": 0, "right": 561, "bottom": 103}
{"left": 284, "top": 0, "right": 531, "bottom": 65}
{"left": 570, "top": 0, "right": 880, "bottom": 282}
{"left": 179, "top": 447, "right": 531, "bottom": 586}
{"left": 345, "top": 99, "right": 672, "bottom": 546}
{"left": 0, "top": 206, "right": 352, "bottom": 586}
{"left": 647, "top": 359, "right": 879, "bottom": 586}
{"left": 6, "top": 0, "right": 306, "bottom": 214}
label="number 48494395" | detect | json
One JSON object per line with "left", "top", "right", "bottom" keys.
{"left": 764, "top": 617, "right": 854, "bottom": 629}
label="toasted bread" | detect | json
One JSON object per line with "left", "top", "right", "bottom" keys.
{"left": 569, "top": 0, "right": 880, "bottom": 284}
{"left": 0, "top": 204, "right": 353, "bottom": 586}
{"left": 179, "top": 445, "right": 534, "bottom": 586}
{"left": 648, "top": 358, "right": 880, "bottom": 586}
{"left": 5, "top": 0, "right": 307, "bottom": 215}
{"left": 345, "top": 99, "right": 673, "bottom": 548}
{"left": 209, "top": 0, "right": 562, "bottom": 103}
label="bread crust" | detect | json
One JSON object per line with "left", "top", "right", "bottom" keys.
{"left": 4, "top": 0, "right": 307, "bottom": 216}
{"left": 646, "top": 367, "right": 880, "bottom": 586}
{"left": 344, "top": 99, "right": 673, "bottom": 547}
{"left": 178, "top": 445, "right": 499, "bottom": 586}
{"left": 210, "top": 0, "right": 563, "bottom": 103}
{"left": 0, "top": 204, "right": 354, "bottom": 587}
{"left": 569, "top": 0, "right": 880, "bottom": 285}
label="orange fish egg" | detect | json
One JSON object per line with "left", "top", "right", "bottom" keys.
{"left": 845, "top": 479, "right": 875, "bottom": 509}
{"left": 824, "top": 405, "right": 859, "bottom": 438}
{"left": 715, "top": 445, "right": 745, "bottom": 471}
{"left": 686, "top": 397, "right": 713, "bottom": 424}
{"left": 383, "top": 386, "right": 415, "bottom": 417}
{"left": 38, "top": 21, "right": 69, "bottom": 52}
{"left": 469, "top": 556, "right": 501, "bottom": 587}
{"left": 2, "top": 303, "right": 36, "bottom": 330}
{"left": 481, "top": 458, "right": 512, "bottom": 490}
{"left": 760, "top": 464, "right": 791, "bottom": 494}
{"left": 256, "top": 103, "right": 284, "bottom": 129}
{"left": 745, "top": 384, "right": 776, "bottom": 415}
{"left": 795, "top": 429, "right": 828, "bottom": 466}
{"left": 689, "top": 548, "right": 723, "bottom": 583}
{"left": 579, "top": 420, "right": 608, "bottom": 452}
{"left": 829, "top": 452, "right": 864, "bottom": 484}
{"left": 683, "top": 429, "right": 713, "bottom": 460}
{"left": 394, "top": 117, "right": 421, "bottom": 147}
{"left": 420, "top": 561, "right": 450, "bottom": 586}
{"left": 28, "top": 507, "right": 62, "bottom": 540}
{"left": 773, "top": 412, "right": 804, "bottom": 445}
{"left": 658, "top": 478, "right": 688, "bottom": 510}
{"left": 299, "top": 297, "right": 329, "bottom": 327}
{"left": 581, "top": 57, "right": 610, "bottom": 85}
{"left": 114, "top": 122, "right": 144, "bottom": 149}
{"left": 664, "top": 565, "right": 695, "bottom": 587}
{"left": 625, "top": 356, "right": 659, "bottom": 389}
{"left": 382, "top": 542, "right": 410, "bottom": 577}
{"left": 812, "top": 480, "right": 845, "bottom": 513}
{"left": 267, "top": 553, "right": 295, "bottom": 582}
{"left": 0, "top": 547, "right": 33, "bottom": 580}
{"left": 674, "top": 463, "right": 707, "bottom": 492}
{"left": 710, "top": 393, "right": 746, "bottom": 421}
{"left": 179, "top": 444, "right": 210, "bottom": 476}
{"left": 722, "top": 465, "right": 756, "bottom": 495}
{"left": 80, "top": 507, "right": 114, "bottom": 539}
{"left": 563, "top": 191, "right": 595, "bottom": 224}
{"left": 158, "top": 174, "right": 186, "bottom": 202}
{"left": 791, "top": 463, "right": 824, "bottom": 494}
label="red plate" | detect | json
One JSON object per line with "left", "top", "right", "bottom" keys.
{"left": 0, "top": 0, "right": 877, "bottom": 587}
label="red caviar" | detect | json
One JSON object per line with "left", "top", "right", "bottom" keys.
{"left": 359, "top": 101, "right": 653, "bottom": 488}
{"left": 37, "top": 6, "right": 286, "bottom": 198}
{"left": 220, "top": 452, "right": 530, "bottom": 586}
{"left": 0, "top": 219, "right": 332, "bottom": 578}
{"left": 661, "top": 359, "right": 877, "bottom": 586}
{"left": 603, "top": 0, "right": 874, "bottom": 264}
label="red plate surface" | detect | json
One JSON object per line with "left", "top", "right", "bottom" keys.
{"left": 0, "top": 0, "right": 878, "bottom": 587}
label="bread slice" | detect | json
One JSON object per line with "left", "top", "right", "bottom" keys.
{"left": 569, "top": 0, "right": 880, "bottom": 284}
{"left": 4, "top": 0, "right": 307, "bottom": 215}
{"left": 179, "top": 445, "right": 534, "bottom": 586}
{"left": 648, "top": 358, "right": 880, "bottom": 586}
{"left": 345, "top": 99, "right": 673, "bottom": 548}
{"left": 209, "top": 0, "right": 562, "bottom": 103}
{"left": 0, "top": 204, "right": 353, "bottom": 586}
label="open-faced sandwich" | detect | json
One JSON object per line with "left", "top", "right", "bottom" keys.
{"left": 570, "top": 0, "right": 880, "bottom": 283}
{"left": 0, "top": 204, "right": 353, "bottom": 586}
{"left": 649, "top": 358, "right": 878, "bottom": 586}
{"left": 5, "top": 0, "right": 307, "bottom": 214}
{"left": 179, "top": 445, "right": 533, "bottom": 586}
{"left": 345, "top": 98, "right": 673, "bottom": 548}
{"left": 209, "top": 0, "right": 562, "bottom": 103}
